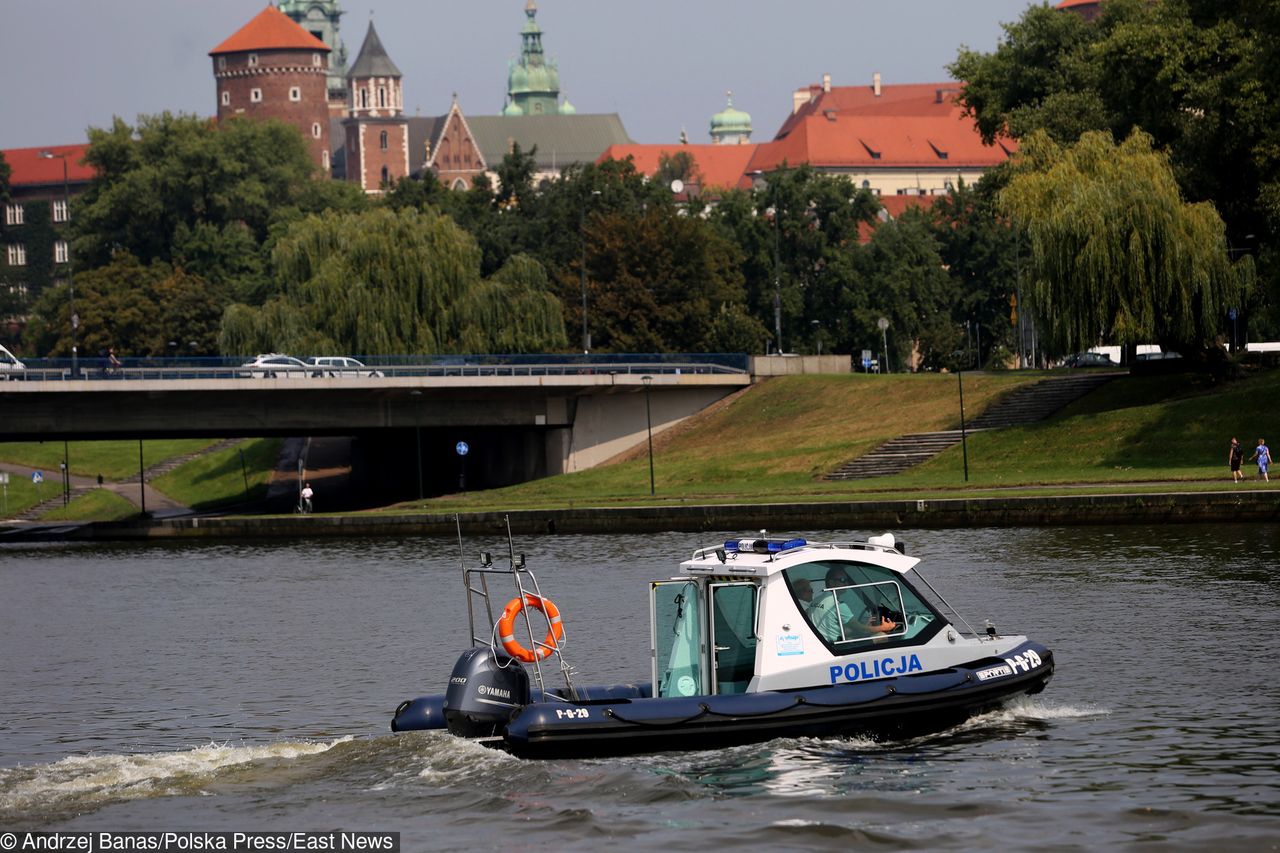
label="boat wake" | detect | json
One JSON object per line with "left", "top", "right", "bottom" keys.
{"left": 0, "top": 738, "right": 352, "bottom": 823}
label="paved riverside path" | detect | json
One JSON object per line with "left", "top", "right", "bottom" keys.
{"left": 0, "top": 461, "right": 185, "bottom": 521}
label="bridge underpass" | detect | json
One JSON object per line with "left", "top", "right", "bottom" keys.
{"left": 1, "top": 371, "right": 751, "bottom": 504}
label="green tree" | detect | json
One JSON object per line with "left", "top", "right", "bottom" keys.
{"left": 0, "top": 150, "right": 11, "bottom": 205}
{"left": 927, "top": 176, "right": 1021, "bottom": 365}
{"left": 73, "top": 112, "right": 367, "bottom": 303}
{"left": 24, "top": 253, "right": 226, "bottom": 358}
{"left": 950, "top": 0, "right": 1280, "bottom": 338}
{"left": 999, "top": 129, "right": 1253, "bottom": 356}
{"left": 219, "top": 207, "right": 566, "bottom": 356}
{"left": 579, "top": 207, "right": 746, "bottom": 352}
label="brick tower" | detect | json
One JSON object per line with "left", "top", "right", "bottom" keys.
{"left": 342, "top": 20, "right": 409, "bottom": 193}
{"left": 210, "top": 5, "right": 333, "bottom": 174}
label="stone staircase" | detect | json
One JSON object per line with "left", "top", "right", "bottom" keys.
{"left": 965, "top": 373, "right": 1119, "bottom": 430}
{"left": 9, "top": 485, "right": 96, "bottom": 521}
{"left": 824, "top": 372, "right": 1120, "bottom": 481}
{"left": 120, "top": 438, "right": 244, "bottom": 483}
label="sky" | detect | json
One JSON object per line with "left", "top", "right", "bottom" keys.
{"left": 0, "top": 0, "right": 1041, "bottom": 151}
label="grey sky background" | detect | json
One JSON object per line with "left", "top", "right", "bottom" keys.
{"left": 1, "top": 0, "right": 1039, "bottom": 151}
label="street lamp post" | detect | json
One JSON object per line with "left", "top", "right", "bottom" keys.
{"left": 641, "top": 375, "right": 655, "bottom": 496}
{"left": 877, "top": 316, "right": 890, "bottom": 374}
{"left": 580, "top": 190, "right": 601, "bottom": 354}
{"left": 39, "top": 150, "right": 77, "bottom": 378}
{"left": 811, "top": 319, "right": 822, "bottom": 356}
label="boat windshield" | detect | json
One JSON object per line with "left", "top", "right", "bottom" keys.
{"left": 785, "top": 560, "right": 941, "bottom": 651}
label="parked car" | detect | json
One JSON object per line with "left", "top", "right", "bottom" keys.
{"left": 238, "top": 354, "right": 312, "bottom": 378}
{"left": 1062, "top": 351, "right": 1116, "bottom": 368}
{"left": 1135, "top": 351, "right": 1182, "bottom": 361}
{"left": 0, "top": 344, "right": 24, "bottom": 379}
{"left": 306, "top": 356, "right": 383, "bottom": 378}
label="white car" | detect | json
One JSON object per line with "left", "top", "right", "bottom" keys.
{"left": 306, "top": 356, "right": 383, "bottom": 377}
{"left": 238, "top": 353, "right": 313, "bottom": 378}
{"left": 0, "top": 344, "right": 25, "bottom": 379}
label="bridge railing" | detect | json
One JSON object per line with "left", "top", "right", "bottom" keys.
{"left": 5, "top": 353, "right": 750, "bottom": 382}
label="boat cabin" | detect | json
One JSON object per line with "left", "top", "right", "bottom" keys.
{"left": 652, "top": 535, "right": 964, "bottom": 696}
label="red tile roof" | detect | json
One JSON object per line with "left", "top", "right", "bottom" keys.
{"left": 761, "top": 82, "right": 1015, "bottom": 172}
{"left": 2, "top": 144, "right": 95, "bottom": 186}
{"left": 597, "top": 144, "right": 760, "bottom": 192}
{"left": 210, "top": 5, "right": 329, "bottom": 55}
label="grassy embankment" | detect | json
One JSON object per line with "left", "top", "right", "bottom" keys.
{"left": 401, "top": 368, "right": 1279, "bottom": 514}
{"left": 0, "top": 437, "right": 282, "bottom": 518}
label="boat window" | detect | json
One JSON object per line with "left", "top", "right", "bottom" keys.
{"left": 652, "top": 580, "right": 703, "bottom": 697}
{"left": 785, "top": 561, "right": 940, "bottom": 651}
{"left": 709, "top": 583, "right": 758, "bottom": 695}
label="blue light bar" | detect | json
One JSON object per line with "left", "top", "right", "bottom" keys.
{"left": 724, "top": 538, "right": 807, "bottom": 554}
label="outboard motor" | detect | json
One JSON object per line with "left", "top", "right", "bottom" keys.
{"left": 444, "top": 646, "right": 531, "bottom": 738}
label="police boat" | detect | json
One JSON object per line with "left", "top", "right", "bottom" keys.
{"left": 391, "top": 532, "right": 1054, "bottom": 758}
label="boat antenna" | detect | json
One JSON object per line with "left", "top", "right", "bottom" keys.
{"left": 505, "top": 514, "right": 516, "bottom": 570}
{"left": 454, "top": 514, "right": 466, "bottom": 575}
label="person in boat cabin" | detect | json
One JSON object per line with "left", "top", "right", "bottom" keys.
{"left": 807, "top": 567, "right": 899, "bottom": 643}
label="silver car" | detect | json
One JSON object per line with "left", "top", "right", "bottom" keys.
{"left": 238, "top": 353, "right": 313, "bottom": 378}
{"left": 0, "top": 344, "right": 25, "bottom": 380}
{"left": 306, "top": 356, "right": 383, "bottom": 377}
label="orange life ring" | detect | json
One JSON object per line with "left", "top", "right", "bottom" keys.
{"left": 497, "top": 594, "right": 565, "bottom": 662}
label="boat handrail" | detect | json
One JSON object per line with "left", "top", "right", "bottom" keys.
{"left": 459, "top": 521, "right": 578, "bottom": 701}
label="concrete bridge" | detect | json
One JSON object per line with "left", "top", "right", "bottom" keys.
{"left": 1, "top": 362, "right": 756, "bottom": 495}
{"left": 1, "top": 355, "right": 851, "bottom": 498}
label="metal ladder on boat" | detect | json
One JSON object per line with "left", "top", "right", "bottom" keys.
{"left": 458, "top": 519, "right": 578, "bottom": 702}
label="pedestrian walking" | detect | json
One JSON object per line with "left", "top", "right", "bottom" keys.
{"left": 1229, "top": 437, "right": 1244, "bottom": 483}
{"left": 1248, "top": 438, "right": 1271, "bottom": 483}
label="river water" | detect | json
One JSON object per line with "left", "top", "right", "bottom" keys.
{"left": 1, "top": 525, "right": 1277, "bottom": 851}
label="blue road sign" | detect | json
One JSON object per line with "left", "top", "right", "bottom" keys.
{"left": 456, "top": 441, "right": 470, "bottom": 456}
{"left": 31, "top": 471, "right": 43, "bottom": 484}
{"left": 1228, "top": 308, "right": 1238, "bottom": 321}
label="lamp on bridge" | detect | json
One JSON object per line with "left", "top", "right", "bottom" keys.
{"left": 38, "top": 150, "right": 78, "bottom": 379}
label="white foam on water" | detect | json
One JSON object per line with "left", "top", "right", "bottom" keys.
{"left": 0, "top": 738, "right": 351, "bottom": 814}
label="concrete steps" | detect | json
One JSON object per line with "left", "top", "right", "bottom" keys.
{"left": 10, "top": 485, "right": 97, "bottom": 520}
{"left": 824, "top": 372, "right": 1120, "bottom": 481}
{"left": 120, "top": 438, "right": 244, "bottom": 483}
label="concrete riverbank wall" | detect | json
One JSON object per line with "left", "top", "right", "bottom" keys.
{"left": 10, "top": 488, "right": 1277, "bottom": 542}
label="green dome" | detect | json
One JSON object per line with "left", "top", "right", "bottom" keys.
{"left": 559, "top": 98, "right": 576, "bottom": 115}
{"left": 503, "top": 99, "right": 524, "bottom": 116}
{"left": 509, "top": 61, "right": 529, "bottom": 92}
{"left": 710, "top": 91, "right": 752, "bottom": 141}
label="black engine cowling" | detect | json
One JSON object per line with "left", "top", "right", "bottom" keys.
{"left": 444, "top": 647, "right": 531, "bottom": 738}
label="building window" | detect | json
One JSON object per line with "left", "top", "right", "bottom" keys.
{"left": 217, "top": 56, "right": 226, "bottom": 70}
{"left": 5, "top": 204, "right": 23, "bottom": 226}
{"left": 7, "top": 244, "right": 26, "bottom": 266}
{"left": 322, "top": 150, "right": 330, "bottom": 170}
{"left": 861, "top": 180, "right": 871, "bottom": 189}
{"left": 221, "top": 91, "right": 230, "bottom": 106}
{"left": 251, "top": 88, "right": 262, "bottom": 103}
{"left": 378, "top": 87, "right": 387, "bottom": 108}
{"left": 312, "top": 122, "right": 322, "bottom": 139}
{"left": 290, "top": 87, "right": 302, "bottom": 102}
{"left": 53, "top": 199, "right": 68, "bottom": 222}
{"left": 313, "top": 53, "right": 323, "bottom": 67}
{"left": 381, "top": 166, "right": 389, "bottom": 185}
{"left": 248, "top": 53, "right": 258, "bottom": 67}
{"left": 55, "top": 240, "right": 68, "bottom": 264}
{"left": 379, "top": 130, "right": 388, "bottom": 150}
{"left": 358, "top": 89, "right": 368, "bottom": 109}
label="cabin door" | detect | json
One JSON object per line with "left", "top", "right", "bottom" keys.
{"left": 708, "top": 582, "right": 758, "bottom": 695}
{"left": 651, "top": 580, "right": 705, "bottom": 697}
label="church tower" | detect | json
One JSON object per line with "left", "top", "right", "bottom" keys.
{"left": 503, "top": 1, "right": 574, "bottom": 117}
{"left": 278, "top": 0, "right": 350, "bottom": 115}
{"left": 342, "top": 20, "right": 409, "bottom": 193}
{"left": 210, "top": 5, "right": 332, "bottom": 173}
{"left": 709, "top": 91, "right": 752, "bottom": 144}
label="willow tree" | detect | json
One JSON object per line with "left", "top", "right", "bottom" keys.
{"left": 999, "top": 129, "right": 1253, "bottom": 355}
{"left": 217, "top": 206, "right": 566, "bottom": 356}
